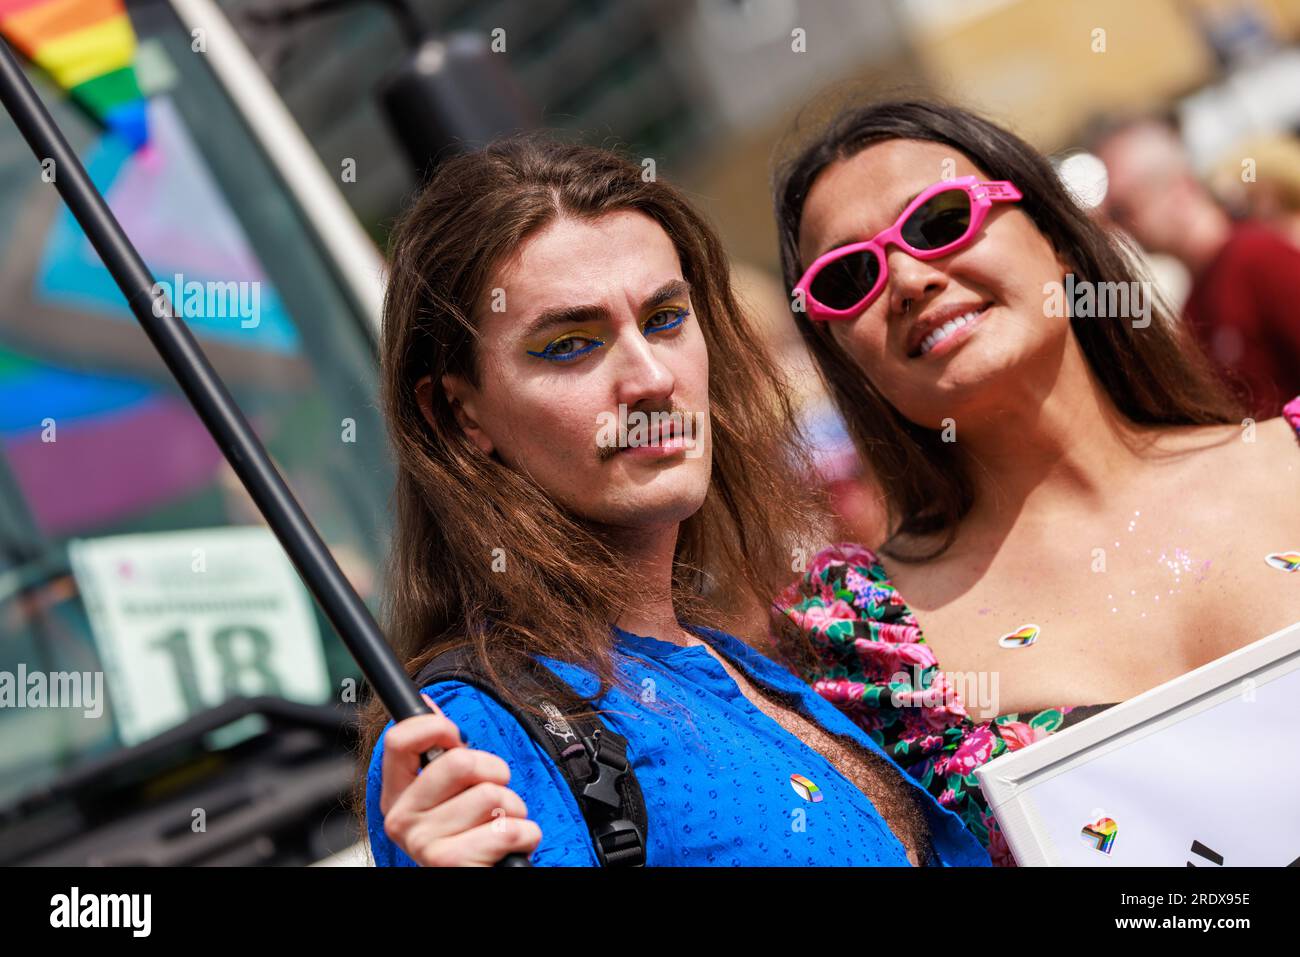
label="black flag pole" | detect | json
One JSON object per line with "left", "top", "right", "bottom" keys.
{"left": 0, "top": 36, "right": 529, "bottom": 866}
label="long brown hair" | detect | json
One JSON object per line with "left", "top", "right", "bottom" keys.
{"left": 773, "top": 98, "right": 1243, "bottom": 560}
{"left": 354, "top": 135, "right": 821, "bottom": 830}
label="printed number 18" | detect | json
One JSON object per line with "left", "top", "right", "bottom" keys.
{"left": 150, "top": 625, "right": 283, "bottom": 716}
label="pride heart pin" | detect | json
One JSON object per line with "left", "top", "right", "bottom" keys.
{"left": 1264, "top": 551, "right": 1300, "bottom": 572}
{"left": 1080, "top": 817, "right": 1118, "bottom": 854}
{"left": 998, "top": 624, "right": 1039, "bottom": 648}
{"left": 790, "top": 773, "right": 823, "bottom": 803}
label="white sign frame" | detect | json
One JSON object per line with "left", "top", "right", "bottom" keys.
{"left": 974, "top": 620, "right": 1300, "bottom": 866}
{"left": 69, "top": 525, "right": 332, "bottom": 747}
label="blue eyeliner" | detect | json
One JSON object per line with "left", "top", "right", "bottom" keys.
{"left": 645, "top": 307, "right": 689, "bottom": 335}
{"left": 527, "top": 337, "right": 605, "bottom": 361}
{"left": 526, "top": 307, "right": 689, "bottom": 363}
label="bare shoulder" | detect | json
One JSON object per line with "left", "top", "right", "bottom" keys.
{"left": 1135, "top": 417, "right": 1297, "bottom": 526}
{"left": 1145, "top": 414, "right": 1297, "bottom": 466}
{"left": 1233, "top": 412, "right": 1300, "bottom": 470}
{"left": 1208, "top": 414, "right": 1299, "bottom": 513}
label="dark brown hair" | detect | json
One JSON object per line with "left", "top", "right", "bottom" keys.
{"left": 773, "top": 98, "right": 1243, "bottom": 559}
{"left": 354, "top": 134, "right": 821, "bottom": 833}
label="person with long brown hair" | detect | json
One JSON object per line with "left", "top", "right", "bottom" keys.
{"left": 770, "top": 99, "right": 1300, "bottom": 865}
{"left": 358, "top": 134, "right": 990, "bottom": 866}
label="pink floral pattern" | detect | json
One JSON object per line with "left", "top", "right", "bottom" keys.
{"left": 775, "top": 544, "right": 1117, "bottom": 866}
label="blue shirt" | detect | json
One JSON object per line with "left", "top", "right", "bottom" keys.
{"left": 366, "top": 623, "right": 990, "bottom": 866}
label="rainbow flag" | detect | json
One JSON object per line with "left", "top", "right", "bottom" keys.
{"left": 0, "top": 0, "right": 148, "bottom": 148}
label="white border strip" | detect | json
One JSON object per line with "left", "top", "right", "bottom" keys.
{"left": 167, "top": 0, "right": 386, "bottom": 332}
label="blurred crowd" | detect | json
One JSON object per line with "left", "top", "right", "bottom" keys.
{"left": 1092, "top": 117, "right": 1300, "bottom": 417}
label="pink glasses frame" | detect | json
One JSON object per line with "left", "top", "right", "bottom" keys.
{"left": 794, "top": 176, "right": 1023, "bottom": 322}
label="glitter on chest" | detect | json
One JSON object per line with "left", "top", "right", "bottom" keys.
{"left": 1156, "top": 547, "right": 1212, "bottom": 586}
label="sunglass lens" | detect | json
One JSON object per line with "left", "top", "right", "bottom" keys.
{"left": 900, "top": 189, "right": 972, "bottom": 249}
{"left": 809, "top": 250, "right": 880, "bottom": 311}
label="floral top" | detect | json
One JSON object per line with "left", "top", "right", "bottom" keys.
{"left": 775, "top": 396, "right": 1300, "bottom": 867}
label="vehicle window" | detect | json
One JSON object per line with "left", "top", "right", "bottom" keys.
{"left": 0, "top": 0, "right": 391, "bottom": 809}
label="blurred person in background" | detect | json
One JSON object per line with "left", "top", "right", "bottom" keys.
{"left": 1093, "top": 116, "right": 1300, "bottom": 416}
{"left": 1209, "top": 132, "right": 1300, "bottom": 250}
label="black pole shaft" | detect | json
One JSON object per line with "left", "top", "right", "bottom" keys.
{"left": 0, "top": 38, "right": 427, "bottom": 722}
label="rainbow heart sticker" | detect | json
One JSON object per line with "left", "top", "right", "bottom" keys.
{"left": 998, "top": 624, "right": 1039, "bottom": 648}
{"left": 1264, "top": 552, "right": 1300, "bottom": 573}
{"left": 1080, "top": 817, "right": 1118, "bottom": 854}
{"left": 789, "top": 773, "right": 823, "bottom": 803}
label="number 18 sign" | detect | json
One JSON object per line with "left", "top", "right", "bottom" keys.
{"left": 69, "top": 525, "right": 332, "bottom": 747}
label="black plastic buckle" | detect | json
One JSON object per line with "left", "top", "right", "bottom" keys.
{"left": 593, "top": 818, "right": 645, "bottom": 866}
{"left": 578, "top": 729, "right": 645, "bottom": 865}
{"left": 579, "top": 730, "right": 628, "bottom": 810}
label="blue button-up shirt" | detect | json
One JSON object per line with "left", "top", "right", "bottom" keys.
{"left": 367, "top": 623, "right": 990, "bottom": 866}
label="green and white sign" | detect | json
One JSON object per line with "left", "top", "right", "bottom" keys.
{"left": 69, "top": 525, "right": 331, "bottom": 746}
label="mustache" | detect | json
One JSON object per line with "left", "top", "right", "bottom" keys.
{"left": 595, "top": 403, "right": 698, "bottom": 461}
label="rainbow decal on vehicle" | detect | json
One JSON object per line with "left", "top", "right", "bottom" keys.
{"left": 1080, "top": 817, "right": 1118, "bottom": 855}
{"left": 0, "top": 0, "right": 148, "bottom": 148}
{"left": 789, "top": 773, "right": 823, "bottom": 803}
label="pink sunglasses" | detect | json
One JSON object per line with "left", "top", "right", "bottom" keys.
{"left": 794, "top": 176, "right": 1023, "bottom": 322}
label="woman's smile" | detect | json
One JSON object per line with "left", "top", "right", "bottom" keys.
{"left": 908, "top": 301, "right": 994, "bottom": 360}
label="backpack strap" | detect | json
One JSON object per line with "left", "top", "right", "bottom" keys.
{"left": 413, "top": 646, "right": 647, "bottom": 867}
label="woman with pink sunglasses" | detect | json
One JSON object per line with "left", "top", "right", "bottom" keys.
{"left": 770, "top": 99, "right": 1300, "bottom": 865}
